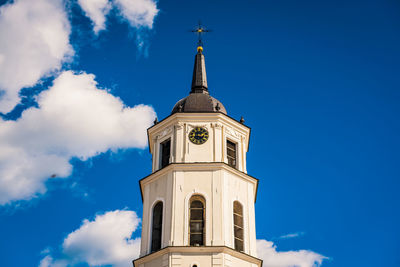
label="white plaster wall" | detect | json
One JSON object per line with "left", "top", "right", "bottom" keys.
{"left": 184, "top": 123, "right": 215, "bottom": 163}
{"left": 140, "top": 172, "right": 173, "bottom": 256}
{"left": 141, "top": 168, "right": 257, "bottom": 257}
{"left": 222, "top": 171, "right": 257, "bottom": 256}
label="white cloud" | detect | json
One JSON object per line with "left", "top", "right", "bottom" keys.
{"left": 77, "top": 0, "right": 112, "bottom": 33}
{"left": 257, "top": 239, "right": 327, "bottom": 267}
{"left": 0, "top": 0, "right": 160, "bottom": 113}
{"left": 0, "top": 71, "right": 156, "bottom": 205}
{"left": 39, "top": 210, "right": 141, "bottom": 267}
{"left": 114, "top": 0, "right": 159, "bottom": 29}
{"left": 78, "top": 0, "right": 159, "bottom": 34}
{"left": 0, "top": 0, "right": 73, "bottom": 113}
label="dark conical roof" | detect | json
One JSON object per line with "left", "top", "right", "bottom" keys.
{"left": 191, "top": 49, "right": 208, "bottom": 93}
{"left": 171, "top": 47, "right": 227, "bottom": 114}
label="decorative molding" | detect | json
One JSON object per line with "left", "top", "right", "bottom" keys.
{"left": 212, "top": 123, "right": 223, "bottom": 129}
{"left": 175, "top": 123, "right": 184, "bottom": 130}
{"left": 212, "top": 253, "right": 223, "bottom": 266}
{"left": 187, "top": 123, "right": 208, "bottom": 131}
{"left": 162, "top": 253, "right": 169, "bottom": 267}
{"left": 225, "top": 126, "right": 241, "bottom": 139}
{"left": 157, "top": 126, "right": 173, "bottom": 140}
{"left": 224, "top": 253, "right": 233, "bottom": 267}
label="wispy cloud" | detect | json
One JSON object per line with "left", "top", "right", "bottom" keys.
{"left": 113, "top": 0, "right": 159, "bottom": 29}
{"left": 278, "top": 231, "right": 306, "bottom": 240}
{"left": 77, "top": 0, "right": 159, "bottom": 34}
{"left": 77, "top": 0, "right": 112, "bottom": 34}
{"left": 77, "top": 0, "right": 159, "bottom": 56}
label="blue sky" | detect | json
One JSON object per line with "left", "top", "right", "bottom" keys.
{"left": 0, "top": 0, "right": 399, "bottom": 266}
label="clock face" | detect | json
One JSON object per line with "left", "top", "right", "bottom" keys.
{"left": 188, "top": 127, "right": 209, "bottom": 145}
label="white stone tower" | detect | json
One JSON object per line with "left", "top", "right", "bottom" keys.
{"left": 133, "top": 45, "right": 262, "bottom": 267}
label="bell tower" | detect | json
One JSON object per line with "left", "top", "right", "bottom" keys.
{"left": 133, "top": 44, "right": 262, "bottom": 267}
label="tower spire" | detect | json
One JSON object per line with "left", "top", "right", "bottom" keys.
{"left": 171, "top": 22, "right": 227, "bottom": 114}
{"left": 191, "top": 48, "right": 208, "bottom": 93}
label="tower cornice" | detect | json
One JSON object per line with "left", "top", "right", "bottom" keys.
{"left": 133, "top": 246, "right": 263, "bottom": 267}
{"left": 138, "top": 162, "right": 259, "bottom": 203}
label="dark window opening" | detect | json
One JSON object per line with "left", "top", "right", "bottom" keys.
{"left": 160, "top": 139, "right": 171, "bottom": 169}
{"left": 189, "top": 196, "right": 205, "bottom": 246}
{"left": 151, "top": 202, "right": 163, "bottom": 252}
{"left": 227, "top": 140, "right": 237, "bottom": 168}
{"left": 233, "top": 201, "right": 244, "bottom": 252}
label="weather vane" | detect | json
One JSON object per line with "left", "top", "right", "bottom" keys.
{"left": 191, "top": 21, "right": 211, "bottom": 50}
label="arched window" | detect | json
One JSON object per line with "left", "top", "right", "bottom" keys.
{"left": 151, "top": 201, "right": 163, "bottom": 252}
{"left": 233, "top": 201, "right": 244, "bottom": 252}
{"left": 189, "top": 195, "right": 205, "bottom": 246}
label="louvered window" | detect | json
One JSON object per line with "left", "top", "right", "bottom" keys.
{"left": 189, "top": 195, "right": 205, "bottom": 246}
{"left": 227, "top": 140, "right": 237, "bottom": 168}
{"left": 233, "top": 201, "right": 244, "bottom": 252}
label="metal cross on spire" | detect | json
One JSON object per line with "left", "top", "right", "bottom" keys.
{"left": 191, "top": 21, "right": 211, "bottom": 50}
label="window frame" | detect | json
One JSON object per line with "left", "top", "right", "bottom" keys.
{"left": 226, "top": 139, "right": 238, "bottom": 168}
{"left": 233, "top": 200, "right": 244, "bottom": 252}
{"left": 189, "top": 195, "right": 206, "bottom": 246}
{"left": 149, "top": 200, "right": 164, "bottom": 253}
{"left": 159, "top": 138, "right": 171, "bottom": 169}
